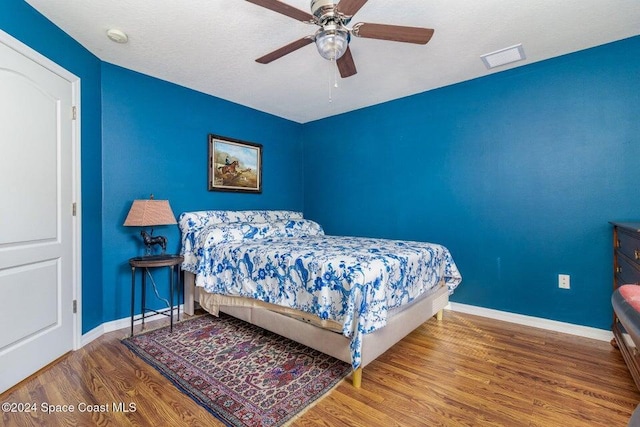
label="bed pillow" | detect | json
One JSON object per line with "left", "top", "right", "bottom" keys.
{"left": 181, "top": 218, "right": 323, "bottom": 272}
{"left": 179, "top": 210, "right": 304, "bottom": 270}
{"left": 196, "top": 219, "right": 324, "bottom": 247}
{"left": 179, "top": 210, "right": 303, "bottom": 234}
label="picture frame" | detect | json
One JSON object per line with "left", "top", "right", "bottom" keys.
{"left": 208, "top": 134, "right": 262, "bottom": 193}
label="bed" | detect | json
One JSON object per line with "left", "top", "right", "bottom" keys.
{"left": 179, "top": 210, "right": 462, "bottom": 387}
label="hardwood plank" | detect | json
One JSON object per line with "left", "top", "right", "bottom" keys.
{"left": 1, "top": 310, "right": 638, "bottom": 427}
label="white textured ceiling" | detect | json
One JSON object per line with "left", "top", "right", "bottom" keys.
{"left": 23, "top": 0, "right": 640, "bottom": 123}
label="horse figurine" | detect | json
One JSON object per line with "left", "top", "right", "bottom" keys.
{"left": 141, "top": 230, "right": 167, "bottom": 254}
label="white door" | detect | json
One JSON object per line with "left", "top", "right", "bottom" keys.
{"left": 0, "top": 32, "right": 78, "bottom": 393}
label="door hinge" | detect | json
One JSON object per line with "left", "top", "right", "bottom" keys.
{"left": 73, "top": 300, "right": 77, "bottom": 314}
{"left": 72, "top": 106, "right": 77, "bottom": 120}
{"left": 72, "top": 202, "right": 77, "bottom": 216}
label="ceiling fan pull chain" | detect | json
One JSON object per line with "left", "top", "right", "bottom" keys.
{"left": 328, "top": 55, "right": 341, "bottom": 103}
{"left": 328, "top": 57, "right": 335, "bottom": 103}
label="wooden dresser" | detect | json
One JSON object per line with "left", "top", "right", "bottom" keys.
{"left": 611, "top": 222, "right": 640, "bottom": 388}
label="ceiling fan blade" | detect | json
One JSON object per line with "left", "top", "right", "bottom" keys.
{"left": 245, "top": 0, "right": 314, "bottom": 22}
{"left": 352, "top": 23, "right": 434, "bottom": 44}
{"left": 337, "top": 47, "right": 357, "bottom": 78}
{"left": 256, "top": 37, "right": 314, "bottom": 64}
{"left": 336, "top": 0, "right": 368, "bottom": 17}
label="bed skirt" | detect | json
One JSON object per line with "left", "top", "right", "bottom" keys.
{"left": 183, "top": 271, "right": 449, "bottom": 385}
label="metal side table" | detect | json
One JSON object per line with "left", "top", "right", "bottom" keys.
{"left": 129, "top": 254, "right": 183, "bottom": 336}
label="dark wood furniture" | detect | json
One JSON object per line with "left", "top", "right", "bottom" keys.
{"left": 611, "top": 222, "right": 640, "bottom": 389}
{"left": 129, "top": 254, "right": 184, "bottom": 336}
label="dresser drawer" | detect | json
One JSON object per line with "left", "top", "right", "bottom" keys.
{"left": 618, "top": 228, "right": 640, "bottom": 266}
{"left": 616, "top": 252, "right": 640, "bottom": 286}
{"left": 611, "top": 221, "right": 640, "bottom": 391}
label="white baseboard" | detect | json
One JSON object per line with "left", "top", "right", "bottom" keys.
{"left": 447, "top": 302, "right": 613, "bottom": 342}
{"left": 81, "top": 302, "right": 612, "bottom": 348}
{"left": 80, "top": 304, "right": 184, "bottom": 347}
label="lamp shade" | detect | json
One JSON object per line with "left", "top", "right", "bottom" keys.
{"left": 123, "top": 199, "right": 177, "bottom": 227}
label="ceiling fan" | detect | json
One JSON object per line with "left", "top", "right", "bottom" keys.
{"left": 246, "top": 0, "right": 434, "bottom": 78}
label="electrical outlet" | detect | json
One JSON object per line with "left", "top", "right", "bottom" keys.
{"left": 558, "top": 274, "right": 570, "bottom": 289}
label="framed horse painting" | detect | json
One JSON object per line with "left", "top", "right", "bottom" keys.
{"left": 208, "top": 134, "right": 262, "bottom": 193}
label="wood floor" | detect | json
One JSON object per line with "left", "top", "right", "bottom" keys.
{"left": 2, "top": 310, "right": 638, "bottom": 427}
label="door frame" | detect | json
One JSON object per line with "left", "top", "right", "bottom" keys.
{"left": 0, "top": 29, "right": 82, "bottom": 350}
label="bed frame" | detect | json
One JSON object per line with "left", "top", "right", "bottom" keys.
{"left": 183, "top": 271, "right": 449, "bottom": 387}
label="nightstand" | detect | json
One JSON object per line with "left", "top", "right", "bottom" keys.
{"left": 129, "top": 254, "right": 184, "bottom": 336}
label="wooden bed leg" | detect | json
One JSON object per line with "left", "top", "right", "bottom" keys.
{"left": 436, "top": 309, "right": 443, "bottom": 321}
{"left": 352, "top": 367, "right": 362, "bottom": 388}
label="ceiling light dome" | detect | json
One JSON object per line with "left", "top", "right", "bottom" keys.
{"left": 315, "top": 24, "right": 349, "bottom": 60}
{"left": 106, "top": 28, "right": 128, "bottom": 44}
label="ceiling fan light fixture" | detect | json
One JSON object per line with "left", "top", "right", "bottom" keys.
{"left": 315, "top": 25, "right": 349, "bottom": 60}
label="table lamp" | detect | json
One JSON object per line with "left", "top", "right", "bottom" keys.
{"left": 123, "top": 195, "right": 177, "bottom": 255}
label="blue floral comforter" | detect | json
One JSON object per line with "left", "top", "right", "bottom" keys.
{"left": 180, "top": 210, "right": 462, "bottom": 368}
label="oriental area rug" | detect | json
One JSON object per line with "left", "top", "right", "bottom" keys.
{"left": 122, "top": 313, "right": 351, "bottom": 426}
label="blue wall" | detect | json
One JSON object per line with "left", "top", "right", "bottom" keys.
{"left": 1, "top": 0, "right": 104, "bottom": 332}
{"left": 302, "top": 36, "right": 640, "bottom": 330}
{"left": 101, "top": 63, "right": 304, "bottom": 322}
